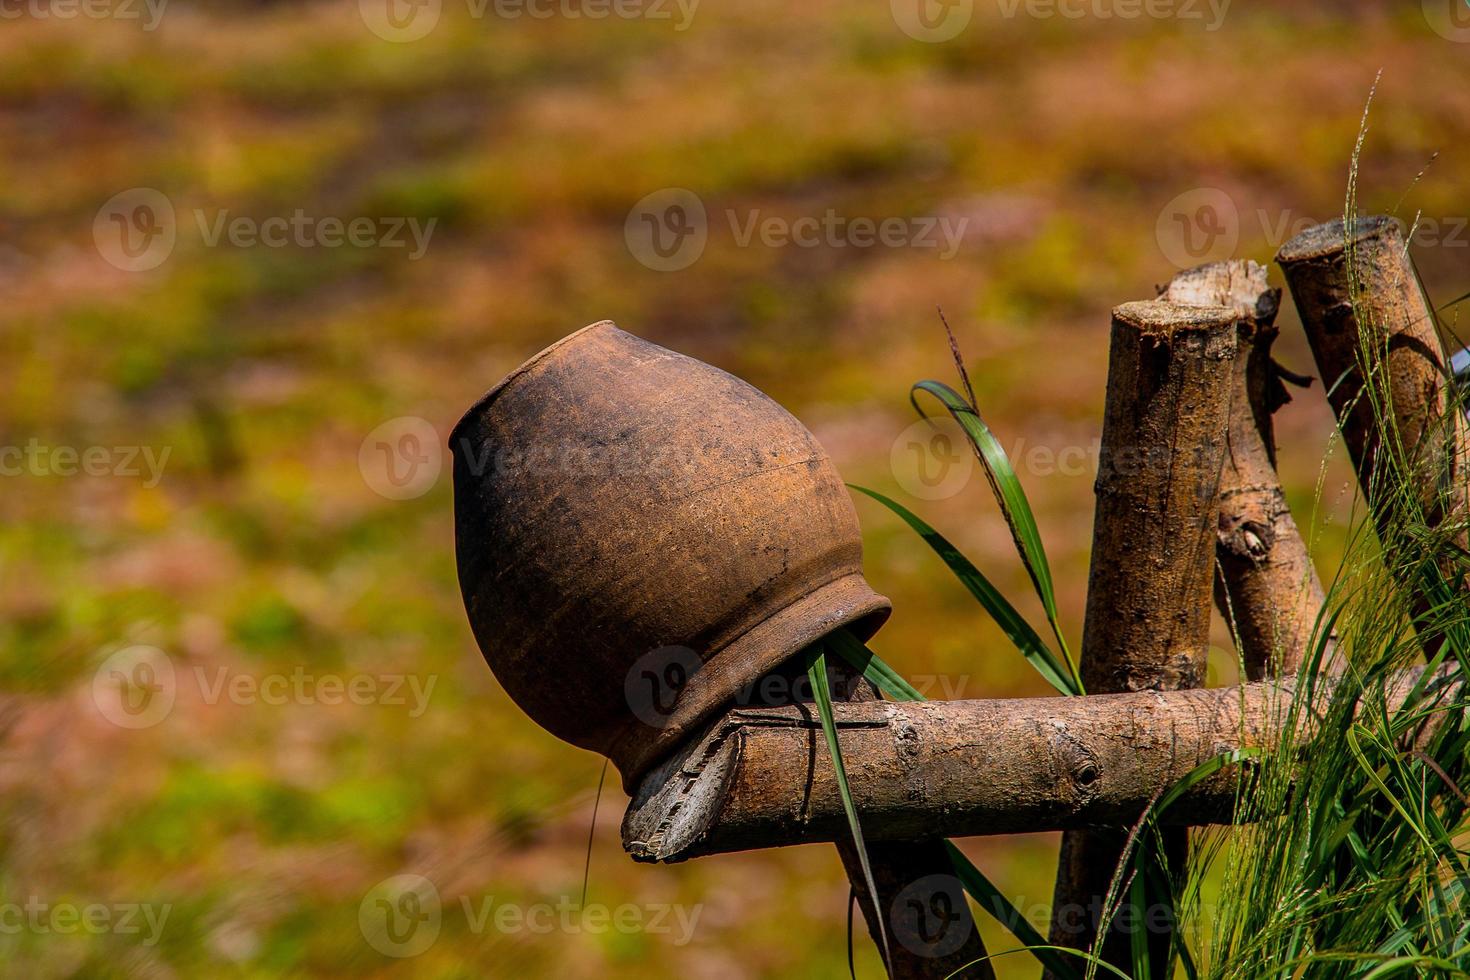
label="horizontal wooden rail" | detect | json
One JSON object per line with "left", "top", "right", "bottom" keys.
{"left": 622, "top": 666, "right": 1445, "bottom": 863}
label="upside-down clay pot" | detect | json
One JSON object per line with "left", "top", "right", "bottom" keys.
{"left": 451, "top": 321, "right": 891, "bottom": 790}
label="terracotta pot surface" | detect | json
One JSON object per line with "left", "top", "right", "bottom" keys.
{"left": 451, "top": 321, "right": 891, "bottom": 790}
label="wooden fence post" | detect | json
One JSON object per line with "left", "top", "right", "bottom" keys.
{"left": 837, "top": 838, "right": 992, "bottom": 980}
{"left": 1162, "top": 260, "right": 1329, "bottom": 677}
{"left": 827, "top": 659, "right": 993, "bottom": 980}
{"left": 1045, "top": 301, "right": 1237, "bottom": 977}
{"left": 1278, "top": 217, "right": 1470, "bottom": 540}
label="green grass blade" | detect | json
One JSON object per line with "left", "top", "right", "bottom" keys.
{"left": 1345, "top": 724, "right": 1436, "bottom": 850}
{"left": 1129, "top": 848, "right": 1151, "bottom": 979}
{"left": 944, "top": 947, "right": 1134, "bottom": 980}
{"left": 806, "top": 644, "right": 890, "bottom": 967}
{"left": 1175, "top": 928, "right": 1200, "bottom": 980}
{"left": 1359, "top": 955, "right": 1470, "bottom": 979}
{"left": 1155, "top": 749, "right": 1262, "bottom": 815}
{"left": 830, "top": 629, "right": 1086, "bottom": 978}
{"left": 1437, "top": 289, "right": 1470, "bottom": 313}
{"left": 846, "top": 890, "right": 857, "bottom": 980}
{"left": 828, "top": 627, "right": 926, "bottom": 702}
{"left": 942, "top": 841, "right": 1085, "bottom": 980}
{"left": 848, "top": 485, "right": 1081, "bottom": 696}
{"left": 911, "top": 379, "right": 1080, "bottom": 685}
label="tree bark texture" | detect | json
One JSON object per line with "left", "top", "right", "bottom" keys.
{"left": 1048, "top": 300, "right": 1238, "bottom": 977}
{"left": 1162, "top": 260, "right": 1329, "bottom": 678}
{"left": 823, "top": 659, "right": 993, "bottom": 979}
{"left": 620, "top": 666, "right": 1443, "bottom": 862}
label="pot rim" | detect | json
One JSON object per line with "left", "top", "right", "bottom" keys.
{"left": 607, "top": 571, "right": 892, "bottom": 793}
{"left": 449, "top": 319, "right": 618, "bottom": 446}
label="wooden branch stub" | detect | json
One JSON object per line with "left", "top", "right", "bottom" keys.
{"left": 621, "top": 683, "right": 1272, "bottom": 862}
{"left": 827, "top": 661, "right": 992, "bottom": 979}
{"left": 620, "top": 667, "right": 1447, "bottom": 861}
{"left": 1162, "top": 260, "right": 1329, "bottom": 678}
{"left": 1277, "top": 216, "right": 1470, "bottom": 531}
{"left": 839, "top": 838, "right": 993, "bottom": 980}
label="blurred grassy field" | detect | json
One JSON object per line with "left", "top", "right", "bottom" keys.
{"left": 1, "top": 1, "right": 1468, "bottom": 976}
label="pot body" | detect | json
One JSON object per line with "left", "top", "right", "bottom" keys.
{"left": 451, "top": 321, "right": 890, "bottom": 789}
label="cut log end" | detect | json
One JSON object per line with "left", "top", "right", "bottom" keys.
{"left": 1160, "top": 259, "right": 1281, "bottom": 325}
{"left": 1275, "top": 214, "right": 1401, "bottom": 265}
{"left": 1113, "top": 299, "right": 1241, "bottom": 338}
{"left": 621, "top": 716, "right": 740, "bottom": 864}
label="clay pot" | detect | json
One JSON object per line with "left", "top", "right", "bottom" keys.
{"left": 451, "top": 321, "right": 890, "bottom": 789}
